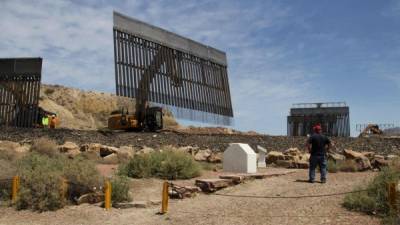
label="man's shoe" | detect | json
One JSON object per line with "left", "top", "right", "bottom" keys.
{"left": 308, "top": 180, "right": 314, "bottom": 183}
{"left": 321, "top": 179, "right": 326, "bottom": 183}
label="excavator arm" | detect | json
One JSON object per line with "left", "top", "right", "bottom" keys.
{"left": 135, "top": 46, "right": 182, "bottom": 129}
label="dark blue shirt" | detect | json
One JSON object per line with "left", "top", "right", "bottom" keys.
{"left": 307, "top": 133, "right": 331, "bottom": 156}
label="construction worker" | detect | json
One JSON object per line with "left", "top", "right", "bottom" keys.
{"left": 42, "top": 114, "right": 49, "bottom": 128}
{"left": 306, "top": 124, "right": 331, "bottom": 183}
{"left": 49, "top": 114, "right": 57, "bottom": 129}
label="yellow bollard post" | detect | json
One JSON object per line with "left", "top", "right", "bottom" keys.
{"left": 388, "top": 182, "right": 397, "bottom": 211}
{"left": 104, "top": 181, "right": 112, "bottom": 210}
{"left": 161, "top": 181, "right": 169, "bottom": 214}
{"left": 11, "top": 176, "right": 20, "bottom": 204}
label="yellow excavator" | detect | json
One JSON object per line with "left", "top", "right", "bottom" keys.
{"left": 107, "top": 47, "right": 174, "bottom": 132}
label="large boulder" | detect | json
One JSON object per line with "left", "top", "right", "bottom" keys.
{"left": 361, "top": 152, "right": 375, "bottom": 161}
{"left": 328, "top": 152, "right": 345, "bottom": 162}
{"left": 101, "top": 153, "right": 119, "bottom": 164}
{"left": 266, "top": 151, "right": 285, "bottom": 164}
{"left": 371, "top": 158, "right": 390, "bottom": 170}
{"left": 343, "top": 149, "right": 371, "bottom": 171}
{"left": 343, "top": 149, "right": 364, "bottom": 159}
{"left": 284, "top": 148, "right": 302, "bottom": 156}
{"left": 194, "top": 149, "right": 212, "bottom": 161}
{"left": 275, "top": 160, "right": 295, "bottom": 168}
{"left": 58, "top": 141, "right": 80, "bottom": 158}
{"left": 207, "top": 152, "right": 222, "bottom": 163}
{"left": 117, "top": 146, "right": 134, "bottom": 158}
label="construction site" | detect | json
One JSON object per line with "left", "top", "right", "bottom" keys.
{"left": 1, "top": 4, "right": 400, "bottom": 225}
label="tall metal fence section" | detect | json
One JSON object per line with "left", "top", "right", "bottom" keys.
{"left": 0, "top": 58, "right": 42, "bottom": 127}
{"left": 113, "top": 12, "right": 233, "bottom": 125}
{"left": 287, "top": 102, "right": 350, "bottom": 137}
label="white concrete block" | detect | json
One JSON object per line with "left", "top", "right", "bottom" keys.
{"left": 257, "top": 146, "right": 267, "bottom": 168}
{"left": 223, "top": 143, "right": 257, "bottom": 173}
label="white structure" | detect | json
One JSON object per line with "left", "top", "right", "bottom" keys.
{"left": 223, "top": 143, "right": 257, "bottom": 173}
{"left": 257, "top": 145, "right": 267, "bottom": 168}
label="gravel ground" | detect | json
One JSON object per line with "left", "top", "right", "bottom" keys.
{"left": 0, "top": 170, "right": 381, "bottom": 225}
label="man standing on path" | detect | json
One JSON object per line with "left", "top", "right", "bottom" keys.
{"left": 306, "top": 124, "right": 331, "bottom": 183}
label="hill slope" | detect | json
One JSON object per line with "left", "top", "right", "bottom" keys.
{"left": 39, "top": 84, "right": 177, "bottom": 130}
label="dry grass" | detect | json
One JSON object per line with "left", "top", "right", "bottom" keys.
{"left": 30, "top": 137, "right": 59, "bottom": 157}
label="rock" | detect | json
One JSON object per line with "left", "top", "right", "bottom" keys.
{"left": 328, "top": 152, "right": 345, "bottom": 162}
{"left": 175, "top": 146, "right": 199, "bottom": 156}
{"left": 266, "top": 151, "right": 285, "bottom": 164}
{"left": 284, "top": 148, "right": 302, "bottom": 156}
{"left": 101, "top": 153, "right": 119, "bottom": 164}
{"left": 343, "top": 149, "right": 364, "bottom": 159}
{"left": 194, "top": 149, "right": 212, "bottom": 161}
{"left": 100, "top": 145, "right": 118, "bottom": 157}
{"left": 372, "top": 158, "right": 390, "bottom": 170}
{"left": 195, "top": 179, "right": 233, "bottom": 192}
{"left": 362, "top": 152, "right": 375, "bottom": 160}
{"left": 76, "top": 192, "right": 104, "bottom": 205}
{"left": 355, "top": 157, "right": 372, "bottom": 171}
{"left": 169, "top": 185, "right": 201, "bottom": 199}
{"left": 275, "top": 160, "right": 295, "bottom": 168}
{"left": 294, "top": 160, "right": 309, "bottom": 169}
{"left": 219, "top": 175, "right": 245, "bottom": 184}
{"left": 58, "top": 142, "right": 80, "bottom": 158}
{"left": 116, "top": 146, "right": 134, "bottom": 162}
{"left": 207, "top": 152, "right": 222, "bottom": 163}
{"left": 0, "top": 141, "right": 28, "bottom": 159}
{"left": 374, "top": 155, "right": 385, "bottom": 160}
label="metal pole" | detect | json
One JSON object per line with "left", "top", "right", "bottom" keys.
{"left": 161, "top": 181, "right": 169, "bottom": 214}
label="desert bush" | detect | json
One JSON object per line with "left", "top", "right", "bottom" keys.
{"left": 63, "top": 156, "right": 102, "bottom": 199}
{"left": 119, "top": 150, "right": 201, "bottom": 179}
{"left": 15, "top": 153, "right": 102, "bottom": 211}
{"left": 16, "top": 153, "right": 65, "bottom": 211}
{"left": 30, "top": 137, "right": 59, "bottom": 157}
{"left": 111, "top": 175, "right": 131, "bottom": 203}
{"left": 343, "top": 159, "right": 400, "bottom": 224}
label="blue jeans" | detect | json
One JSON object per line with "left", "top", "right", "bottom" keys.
{"left": 309, "top": 155, "right": 327, "bottom": 182}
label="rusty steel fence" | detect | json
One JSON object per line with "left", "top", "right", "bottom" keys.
{"left": 113, "top": 12, "right": 233, "bottom": 125}
{"left": 0, "top": 58, "right": 42, "bottom": 128}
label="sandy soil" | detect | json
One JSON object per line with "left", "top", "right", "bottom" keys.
{"left": 0, "top": 170, "right": 381, "bottom": 225}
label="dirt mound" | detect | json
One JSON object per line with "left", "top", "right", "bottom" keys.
{"left": 39, "top": 84, "right": 178, "bottom": 130}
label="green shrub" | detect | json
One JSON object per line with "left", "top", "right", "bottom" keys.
{"left": 16, "top": 153, "right": 65, "bottom": 211}
{"left": 119, "top": 150, "right": 201, "bottom": 180}
{"left": 30, "top": 137, "right": 59, "bottom": 158}
{"left": 15, "top": 153, "right": 102, "bottom": 211}
{"left": 111, "top": 176, "right": 131, "bottom": 203}
{"left": 343, "top": 159, "right": 400, "bottom": 224}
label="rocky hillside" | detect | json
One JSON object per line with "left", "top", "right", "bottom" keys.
{"left": 39, "top": 84, "right": 178, "bottom": 130}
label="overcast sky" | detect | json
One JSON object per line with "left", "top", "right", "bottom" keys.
{"left": 1, "top": 0, "right": 400, "bottom": 135}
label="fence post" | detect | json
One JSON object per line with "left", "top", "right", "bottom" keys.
{"left": 161, "top": 181, "right": 169, "bottom": 214}
{"left": 104, "top": 180, "right": 112, "bottom": 210}
{"left": 12, "top": 176, "right": 20, "bottom": 204}
{"left": 387, "top": 182, "right": 397, "bottom": 211}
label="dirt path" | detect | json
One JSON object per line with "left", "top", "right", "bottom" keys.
{"left": 0, "top": 170, "right": 381, "bottom": 225}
